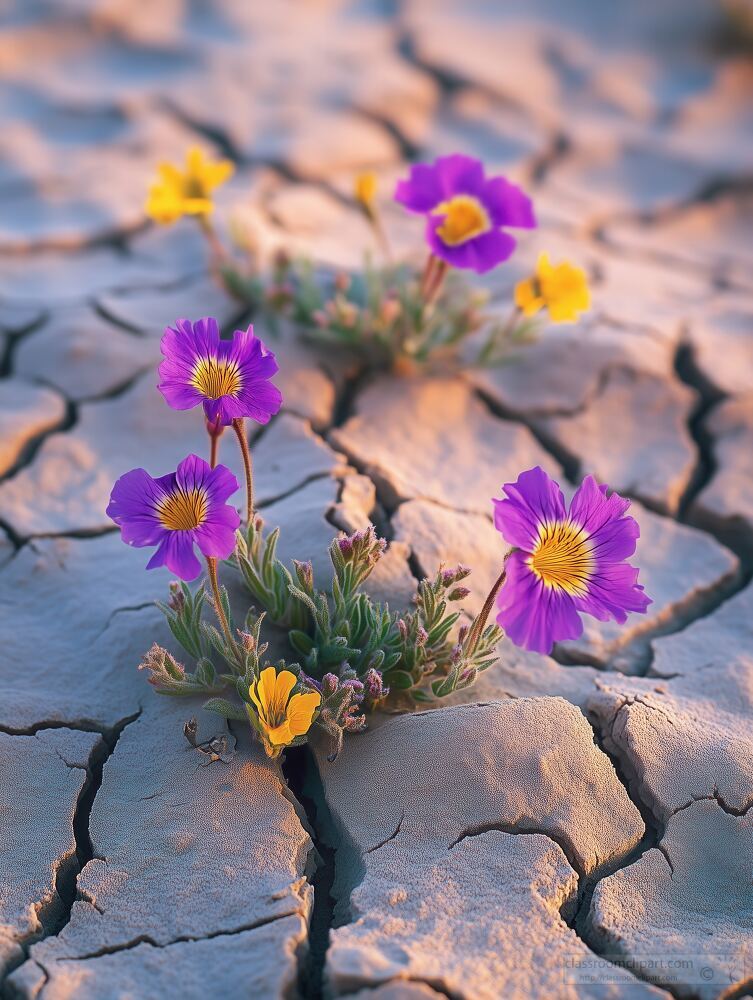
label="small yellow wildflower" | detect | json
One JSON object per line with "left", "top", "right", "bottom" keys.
{"left": 145, "top": 147, "right": 234, "bottom": 225}
{"left": 514, "top": 253, "right": 590, "bottom": 323}
{"left": 248, "top": 667, "right": 321, "bottom": 756}
{"left": 354, "top": 172, "right": 378, "bottom": 210}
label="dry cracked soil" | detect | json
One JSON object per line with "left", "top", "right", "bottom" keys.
{"left": 0, "top": 1, "right": 752, "bottom": 998}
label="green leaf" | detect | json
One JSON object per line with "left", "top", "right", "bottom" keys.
{"left": 202, "top": 698, "right": 248, "bottom": 721}
{"left": 195, "top": 658, "right": 216, "bottom": 687}
{"left": 411, "top": 689, "right": 434, "bottom": 703}
{"left": 289, "top": 629, "right": 315, "bottom": 656}
{"left": 387, "top": 670, "right": 414, "bottom": 690}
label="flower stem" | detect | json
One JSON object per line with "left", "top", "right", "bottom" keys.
{"left": 464, "top": 554, "right": 512, "bottom": 655}
{"left": 206, "top": 417, "right": 224, "bottom": 468}
{"left": 196, "top": 215, "right": 249, "bottom": 305}
{"left": 205, "top": 556, "right": 236, "bottom": 652}
{"left": 419, "top": 254, "right": 438, "bottom": 299}
{"left": 420, "top": 254, "right": 448, "bottom": 307}
{"left": 197, "top": 213, "right": 229, "bottom": 264}
{"left": 232, "top": 418, "right": 254, "bottom": 522}
{"left": 366, "top": 205, "right": 392, "bottom": 264}
{"left": 477, "top": 305, "right": 521, "bottom": 366}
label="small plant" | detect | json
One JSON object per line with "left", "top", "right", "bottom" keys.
{"left": 108, "top": 313, "right": 650, "bottom": 761}
{"left": 145, "top": 151, "right": 591, "bottom": 370}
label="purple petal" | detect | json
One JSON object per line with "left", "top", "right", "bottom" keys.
{"left": 568, "top": 476, "right": 640, "bottom": 564}
{"left": 207, "top": 463, "right": 241, "bottom": 505}
{"left": 107, "top": 468, "right": 165, "bottom": 546}
{"left": 174, "top": 453, "right": 211, "bottom": 493}
{"left": 432, "top": 153, "right": 486, "bottom": 199}
{"left": 236, "top": 380, "right": 284, "bottom": 424}
{"left": 483, "top": 176, "right": 536, "bottom": 229}
{"left": 158, "top": 322, "right": 206, "bottom": 411}
{"left": 194, "top": 514, "right": 239, "bottom": 560}
{"left": 426, "top": 222, "right": 516, "bottom": 273}
{"left": 394, "top": 162, "right": 445, "bottom": 213}
{"left": 495, "top": 550, "right": 583, "bottom": 654}
{"left": 146, "top": 531, "right": 202, "bottom": 580}
{"left": 158, "top": 317, "right": 225, "bottom": 413}
{"left": 493, "top": 466, "right": 567, "bottom": 551}
{"left": 227, "top": 326, "right": 280, "bottom": 379}
{"left": 574, "top": 561, "right": 652, "bottom": 624}
{"left": 187, "top": 316, "right": 221, "bottom": 355}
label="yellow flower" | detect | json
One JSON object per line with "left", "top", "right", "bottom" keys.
{"left": 248, "top": 667, "right": 321, "bottom": 756}
{"left": 514, "top": 253, "right": 590, "bottom": 323}
{"left": 145, "top": 147, "right": 234, "bottom": 225}
{"left": 354, "top": 171, "right": 378, "bottom": 209}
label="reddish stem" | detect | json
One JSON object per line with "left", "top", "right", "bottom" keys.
{"left": 232, "top": 418, "right": 254, "bottom": 523}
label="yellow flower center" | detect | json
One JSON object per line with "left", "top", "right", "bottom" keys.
{"left": 157, "top": 487, "right": 209, "bottom": 531}
{"left": 190, "top": 357, "right": 243, "bottom": 399}
{"left": 529, "top": 521, "right": 593, "bottom": 596}
{"left": 434, "top": 194, "right": 491, "bottom": 246}
{"left": 184, "top": 176, "right": 209, "bottom": 199}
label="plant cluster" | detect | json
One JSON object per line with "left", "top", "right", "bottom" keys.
{"left": 105, "top": 149, "right": 649, "bottom": 761}
{"left": 145, "top": 149, "right": 591, "bottom": 369}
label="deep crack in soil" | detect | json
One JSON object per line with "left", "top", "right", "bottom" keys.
{"left": 282, "top": 745, "right": 338, "bottom": 1000}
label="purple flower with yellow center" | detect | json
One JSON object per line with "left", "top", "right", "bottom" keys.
{"left": 158, "top": 317, "right": 282, "bottom": 427}
{"left": 107, "top": 454, "right": 240, "bottom": 580}
{"left": 492, "top": 467, "right": 651, "bottom": 654}
{"left": 394, "top": 154, "right": 535, "bottom": 273}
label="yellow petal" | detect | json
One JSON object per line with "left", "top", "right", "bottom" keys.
{"left": 255, "top": 666, "right": 280, "bottom": 715}
{"left": 182, "top": 196, "right": 214, "bottom": 216}
{"left": 271, "top": 669, "right": 297, "bottom": 719}
{"left": 248, "top": 680, "right": 265, "bottom": 718}
{"left": 286, "top": 691, "right": 322, "bottom": 736}
{"left": 514, "top": 278, "right": 543, "bottom": 317}
{"left": 205, "top": 160, "right": 234, "bottom": 188}
{"left": 266, "top": 720, "right": 294, "bottom": 746}
{"left": 535, "top": 251, "right": 553, "bottom": 279}
{"left": 145, "top": 187, "right": 183, "bottom": 225}
{"left": 355, "top": 171, "right": 378, "bottom": 206}
{"left": 157, "top": 162, "right": 184, "bottom": 186}
{"left": 186, "top": 146, "right": 206, "bottom": 174}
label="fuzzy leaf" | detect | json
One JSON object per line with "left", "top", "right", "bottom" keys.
{"left": 203, "top": 698, "right": 248, "bottom": 721}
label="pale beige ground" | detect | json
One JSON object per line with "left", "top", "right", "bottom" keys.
{"left": 0, "top": 2, "right": 751, "bottom": 998}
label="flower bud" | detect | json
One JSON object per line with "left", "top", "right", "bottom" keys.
{"left": 363, "top": 668, "right": 388, "bottom": 705}
{"left": 239, "top": 631, "right": 256, "bottom": 653}
{"left": 168, "top": 582, "right": 185, "bottom": 612}
{"left": 293, "top": 559, "right": 314, "bottom": 591}
{"left": 448, "top": 586, "right": 471, "bottom": 601}
{"left": 337, "top": 534, "right": 354, "bottom": 558}
{"left": 416, "top": 626, "right": 429, "bottom": 647}
{"left": 322, "top": 673, "right": 339, "bottom": 698}
{"left": 342, "top": 678, "right": 365, "bottom": 697}
{"left": 380, "top": 298, "right": 401, "bottom": 324}
{"left": 205, "top": 415, "right": 224, "bottom": 440}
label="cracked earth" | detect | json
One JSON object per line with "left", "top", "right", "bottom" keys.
{"left": 0, "top": 1, "right": 752, "bottom": 998}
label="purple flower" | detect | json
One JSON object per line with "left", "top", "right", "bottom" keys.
{"left": 394, "top": 154, "right": 535, "bottom": 273}
{"left": 107, "top": 454, "right": 240, "bottom": 580}
{"left": 158, "top": 317, "right": 283, "bottom": 427}
{"left": 493, "top": 467, "right": 651, "bottom": 654}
